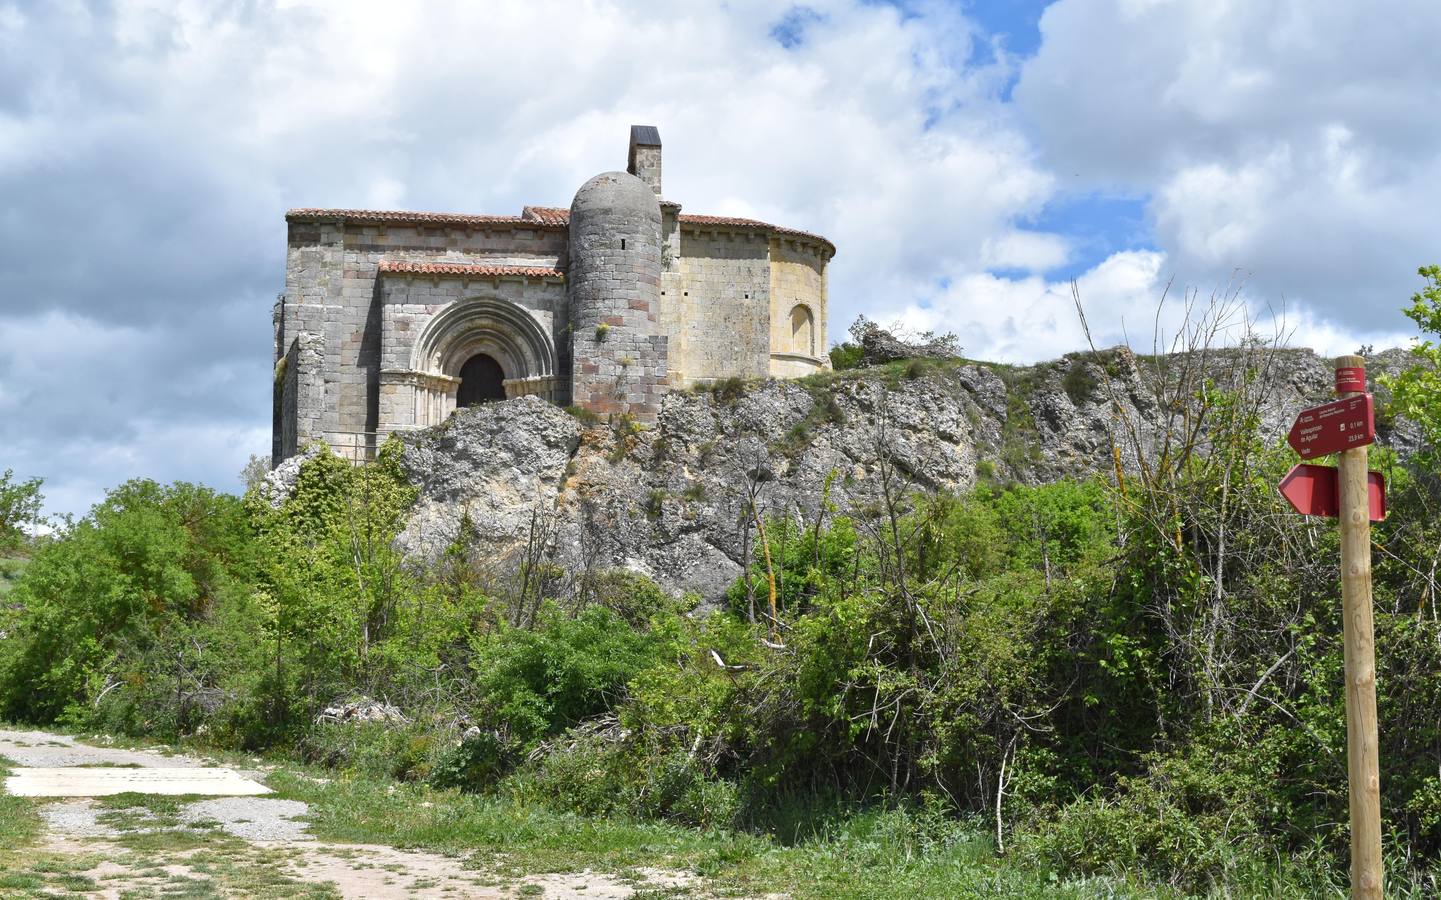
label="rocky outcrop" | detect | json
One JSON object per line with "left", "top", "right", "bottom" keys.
{"left": 851, "top": 317, "right": 960, "bottom": 365}
{"left": 255, "top": 444, "right": 324, "bottom": 510}
{"left": 396, "top": 395, "right": 582, "bottom": 559}
{"left": 309, "top": 347, "right": 1423, "bottom": 605}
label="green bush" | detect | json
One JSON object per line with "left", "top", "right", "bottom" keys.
{"left": 709, "top": 376, "right": 746, "bottom": 405}
{"left": 298, "top": 720, "right": 441, "bottom": 783}
{"left": 1062, "top": 361, "right": 1100, "bottom": 405}
{"left": 469, "top": 604, "right": 667, "bottom": 750}
{"left": 1016, "top": 733, "right": 1278, "bottom": 887}
{"left": 0, "top": 479, "right": 259, "bottom": 731}
{"left": 430, "top": 729, "right": 516, "bottom": 792}
{"left": 829, "top": 342, "right": 865, "bottom": 371}
{"left": 506, "top": 733, "right": 741, "bottom": 829}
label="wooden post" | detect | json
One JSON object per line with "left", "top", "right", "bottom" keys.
{"left": 1336, "top": 353, "right": 1383, "bottom": 900}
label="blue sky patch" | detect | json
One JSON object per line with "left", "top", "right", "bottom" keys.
{"left": 961, "top": 0, "right": 1050, "bottom": 60}
{"left": 1022, "top": 192, "right": 1155, "bottom": 280}
{"left": 770, "top": 6, "right": 826, "bottom": 49}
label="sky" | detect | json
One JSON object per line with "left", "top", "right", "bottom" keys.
{"left": 1, "top": 0, "right": 1439, "bottom": 517}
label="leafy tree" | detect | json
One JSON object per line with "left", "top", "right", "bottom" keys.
{"left": 245, "top": 440, "right": 419, "bottom": 734}
{"left": 0, "top": 480, "right": 258, "bottom": 730}
{"left": 0, "top": 468, "right": 43, "bottom": 552}
{"left": 1383, "top": 264, "right": 1441, "bottom": 461}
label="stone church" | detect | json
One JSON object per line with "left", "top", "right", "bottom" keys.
{"left": 273, "top": 126, "right": 834, "bottom": 464}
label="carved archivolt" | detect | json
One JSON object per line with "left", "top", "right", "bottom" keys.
{"left": 411, "top": 297, "right": 556, "bottom": 382}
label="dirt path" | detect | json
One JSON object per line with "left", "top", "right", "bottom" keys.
{"left": 0, "top": 727, "right": 695, "bottom": 899}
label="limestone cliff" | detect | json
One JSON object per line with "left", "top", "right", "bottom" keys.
{"left": 378, "top": 346, "right": 1421, "bottom": 605}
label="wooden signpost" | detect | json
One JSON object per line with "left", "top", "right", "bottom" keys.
{"left": 1278, "top": 355, "right": 1384, "bottom": 899}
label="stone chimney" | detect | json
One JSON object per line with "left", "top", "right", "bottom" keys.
{"left": 627, "top": 125, "right": 662, "bottom": 196}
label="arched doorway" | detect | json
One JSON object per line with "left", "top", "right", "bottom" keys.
{"left": 456, "top": 353, "right": 506, "bottom": 407}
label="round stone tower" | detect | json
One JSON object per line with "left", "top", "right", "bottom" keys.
{"left": 567, "top": 171, "right": 668, "bottom": 422}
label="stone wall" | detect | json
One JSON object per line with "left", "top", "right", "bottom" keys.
{"left": 667, "top": 228, "right": 771, "bottom": 384}
{"left": 275, "top": 331, "right": 325, "bottom": 462}
{"left": 567, "top": 173, "right": 668, "bottom": 422}
{"left": 281, "top": 216, "right": 567, "bottom": 438}
{"left": 768, "top": 237, "right": 829, "bottom": 378}
{"left": 376, "top": 272, "right": 567, "bottom": 431}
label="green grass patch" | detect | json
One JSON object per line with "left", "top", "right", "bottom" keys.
{"left": 0, "top": 753, "right": 42, "bottom": 855}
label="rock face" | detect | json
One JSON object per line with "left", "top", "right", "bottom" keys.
{"left": 350, "top": 347, "right": 1422, "bottom": 605}
{"left": 396, "top": 395, "right": 582, "bottom": 559}
{"left": 852, "top": 318, "right": 960, "bottom": 365}
{"left": 255, "top": 444, "right": 324, "bottom": 510}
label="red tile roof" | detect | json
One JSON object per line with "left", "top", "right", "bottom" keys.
{"left": 676, "top": 213, "right": 834, "bottom": 254}
{"left": 522, "top": 206, "right": 570, "bottom": 225}
{"left": 287, "top": 208, "right": 562, "bottom": 229}
{"left": 376, "top": 261, "right": 563, "bottom": 279}
{"left": 288, "top": 205, "right": 835, "bottom": 255}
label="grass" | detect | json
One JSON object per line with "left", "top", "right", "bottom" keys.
{"left": 0, "top": 751, "right": 104, "bottom": 899}
{"left": 265, "top": 765, "right": 1198, "bottom": 898}
{"left": 12, "top": 729, "right": 1434, "bottom": 898}
{"left": 0, "top": 753, "right": 43, "bottom": 856}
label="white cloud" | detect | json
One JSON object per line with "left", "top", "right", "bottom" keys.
{"left": 1015, "top": 0, "right": 1441, "bottom": 331}
{"left": 1, "top": 0, "right": 1436, "bottom": 516}
{"left": 980, "top": 230, "right": 1071, "bottom": 272}
{"left": 883, "top": 250, "right": 1168, "bottom": 363}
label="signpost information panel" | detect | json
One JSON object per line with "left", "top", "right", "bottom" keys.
{"left": 1277, "top": 356, "right": 1384, "bottom": 899}
{"left": 1288, "top": 394, "right": 1375, "bottom": 460}
{"left": 1278, "top": 464, "right": 1386, "bottom": 521}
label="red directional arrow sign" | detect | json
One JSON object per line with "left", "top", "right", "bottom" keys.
{"left": 1288, "top": 394, "right": 1375, "bottom": 459}
{"left": 1278, "top": 463, "right": 1386, "bottom": 521}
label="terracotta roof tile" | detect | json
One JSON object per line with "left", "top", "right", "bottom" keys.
{"left": 376, "top": 261, "right": 563, "bottom": 279}
{"left": 288, "top": 205, "right": 834, "bottom": 256}
{"left": 287, "top": 208, "right": 563, "bottom": 229}
{"left": 677, "top": 214, "right": 834, "bottom": 254}
{"left": 521, "top": 206, "right": 571, "bottom": 225}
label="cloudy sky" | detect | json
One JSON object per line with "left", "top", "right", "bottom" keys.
{"left": 2, "top": 0, "right": 1439, "bottom": 516}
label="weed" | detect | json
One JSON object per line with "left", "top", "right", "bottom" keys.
{"left": 1063, "top": 361, "right": 1100, "bottom": 406}
{"left": 709, "top": 377, "right": 746, "bottom": 405}
{"left": 565, "top": 405, "right": 602, "bottom": 427}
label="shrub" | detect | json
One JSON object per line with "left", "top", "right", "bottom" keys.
{"left": 829, "top": 342, "right": 865, "bottom": 371}
{"left": 430, "top": 729, "right": 516, "bottom": 792}
{"left": 469, "top": 604, "right": 666, "bottom": 750}
{"left": 644, "top": 489, "right": 666, "bottom": 520}
{"left": 0, "top": 480, "right": 259, "bottom": 731}
{"left": 506, "top": 733, "right": 741, "bottom": 829}
{"left": 587, "top": 570, "right": 678, "bottom": 627}
{"left": 709, "top": 376, "right": 746, "bottom": 405}
{"left": 564, "top": 405, "right": 601, "bottom": 426}
{"left": 1062, "top": 361, "right": 1100, "bottom": 406}
{"left": 298, "top": 720, "right": 441, "bottom": 783}
{"left": 1016, "top": 736, "right": 1276, "bottom": 887}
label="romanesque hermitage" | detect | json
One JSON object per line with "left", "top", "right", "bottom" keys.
{"left": 273, "top": 125, "right": 834, "bottom": 464}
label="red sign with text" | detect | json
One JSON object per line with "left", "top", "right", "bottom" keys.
{"left": 1287, "top": 394, "right": 1375, "bottom": 459}
{"left": 1278, "top": 463, "right": 1386, "bottom": 521}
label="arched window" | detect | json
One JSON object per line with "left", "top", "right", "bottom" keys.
{"left": 790, "top": 304, "right": 815, "bottom": 356}
{"left": 456, "top": 353, "right": 506, "bottom": 406}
